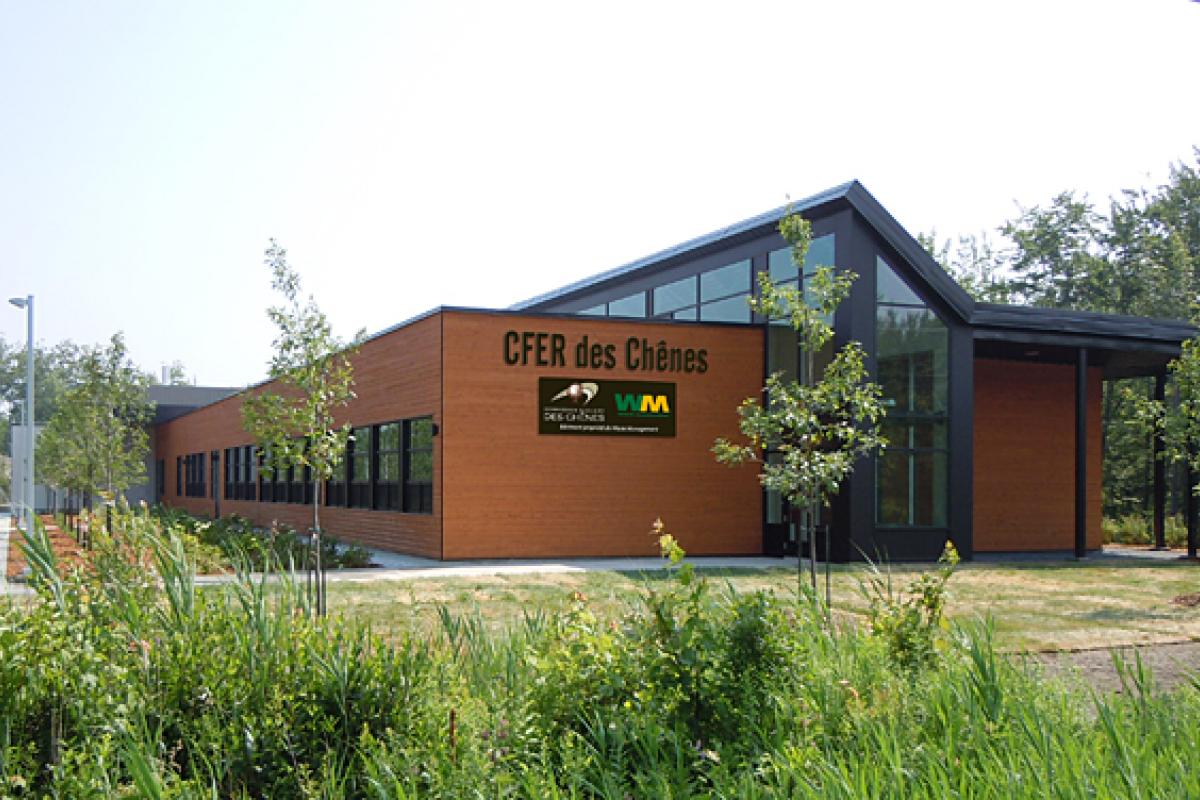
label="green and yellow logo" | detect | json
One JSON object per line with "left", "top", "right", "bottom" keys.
{"left": 614, "top": 393, "right": 671, "bottom": 416}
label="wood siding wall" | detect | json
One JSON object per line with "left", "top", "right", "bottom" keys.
{"left": 973, "top": 358, "right": 1102, "bottom": 552}
{"left": 440, "top": 312, "right": 764, "bottom": 558}
{"left": 155, "top": 314, "right": 444, "bottom": 557}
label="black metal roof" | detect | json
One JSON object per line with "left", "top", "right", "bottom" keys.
{"left": 512, "top": 180, "right": 1195, "bottom": 355}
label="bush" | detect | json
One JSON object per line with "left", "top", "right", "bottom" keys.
{"left": 149, "top": 506, "right": 375, "bottom": 571}
{"left": 1103, "top": 513, "right": 1188, "bottom": 547}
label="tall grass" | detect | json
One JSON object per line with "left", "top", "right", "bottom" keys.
{"left": 0, "top": 512, "right": 1197, "bottom": 797}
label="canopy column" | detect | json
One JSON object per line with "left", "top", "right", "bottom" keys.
{"left": 1153, "top": 372, "right": 1167, "bottom": 550}
{"left": 1074, "top": 348, "right": 1089, "bottom": 559}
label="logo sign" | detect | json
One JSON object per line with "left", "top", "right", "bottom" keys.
{"left": 539, "top": 378, "right": 676, "bottom": 437}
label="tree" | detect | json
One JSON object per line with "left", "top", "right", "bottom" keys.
{"left": 37, "top": 333, "right": 154, "bottom": 509}
{"left": 1128, "top": 331, "right": 1200, "bottom": 558}
{"left": 1002, "top": 191, "right": 1108, "bottom": 309}
{"left": 241, "top": 239, "right": 362, "bottom": 615}
{"left": 0, "top": 337, "right": 83, "bottom": 456}
{"left": 919, "top": 230, "right": 1011, "bottom": 303}
{"left": 162, "top": 360, "right": 190, "bottom": 386}
{"left": 714, "top": 211, "right": 887, "bottom": 597}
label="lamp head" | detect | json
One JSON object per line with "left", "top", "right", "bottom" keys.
{"left": 8, "top": 297, "right": 27, "bottom": 309}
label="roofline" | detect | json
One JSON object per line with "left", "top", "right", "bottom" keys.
{"left": 969, "top": 302, "right": 1197, "bottom": 346}
{"left": 155, "top": 305, "right": 769, "bottom": 425}
{"left": 510, "top": 181, "right": 858, "bottom": 311}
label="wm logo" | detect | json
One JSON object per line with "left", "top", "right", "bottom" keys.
{"left": 614, "top": 393, "right": 671, "bottom": 415}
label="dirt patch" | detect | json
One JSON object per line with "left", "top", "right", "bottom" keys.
{"left": 1035, "top": 640, "right": 1200, "bottom": 694}
{"left": 1172, "top": 593, "right": 1200, "bottom": 608}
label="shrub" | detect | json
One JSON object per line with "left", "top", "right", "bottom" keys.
{"left": 861, "top": 541, "right": 959, "bottom": 670}
{"left": 1103, "top": 513, "right": 1188, "bottom": 548}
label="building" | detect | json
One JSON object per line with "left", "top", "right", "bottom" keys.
{"left": 10, "top": 384, "right": 236, "bottom": 514}
{"left": 153, "top": 182, "right": 1195, "bottom": 561}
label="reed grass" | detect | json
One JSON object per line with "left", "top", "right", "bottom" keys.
{"left": 1, "top": 509, "right": 1198, "bottom": 797}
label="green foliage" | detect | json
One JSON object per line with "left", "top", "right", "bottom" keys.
{"left": 918, "top": 230, "right": 1011, "bottom": 303}
{"left": 921, "top": 150, "right": 1200, "bottom": 520}
{"left": 242, "top": 240, "right": 363, "bottom": 537}
{"left": 1, "top": 517, "right": 1199, "bottom": 796}
{"left": 861, "top": 542, "right": 959, "bottom": 670}
{"left": 35, "top": 333, "right": 153, "bottom": 502}
{"left": 713, "top": 211, "right": 886, "bottom": 513}
{"left": 1103, "top": 513, "right": 1189, "bottom": 548}
{"left": 0, "top": 337, "right": 84, "bottom": 438}
{"left": 150, "top": 506, "right": 373, "bottom": 570}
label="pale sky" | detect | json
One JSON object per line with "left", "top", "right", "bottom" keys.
{"left": 1, "top": 0, "right": 1197, "bottom": 390}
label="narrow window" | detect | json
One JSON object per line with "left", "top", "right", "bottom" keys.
{"left": 244, "top": 445, "right": 257, "bottom": 502}
{"left": 349, "top": 426, "right": 372, "bottom": 508}
{"left": 374, "top": 422, "right": 402, "bottom": 511}
{"left": 403, "top": 417, "right": 434, "bottom": 514}
{"left": 326, "top": 447, "right": 347, "bottom": 507}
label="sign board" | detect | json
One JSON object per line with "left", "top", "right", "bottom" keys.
{"left": 538, "top": 377, "right": 676, "bottom": 437}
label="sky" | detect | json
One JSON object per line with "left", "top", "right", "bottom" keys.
{"left": 1, "top": 0, "right": 1198, "bottom": 390}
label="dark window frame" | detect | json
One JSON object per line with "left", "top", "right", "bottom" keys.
{"left": 403, "top": 417, "right": 434, "bottom": 515}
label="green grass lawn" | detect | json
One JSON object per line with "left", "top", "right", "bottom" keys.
{"left": 328, "top": 559, "right": 1200, "bottom": 652}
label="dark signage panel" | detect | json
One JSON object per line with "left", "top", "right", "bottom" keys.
{"left": 538, "top": 377, "right": 676, "bottom": 437}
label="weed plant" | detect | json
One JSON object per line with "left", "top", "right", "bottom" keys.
{"left": 1, "top": 517, "right": 1198, "bottom": 797}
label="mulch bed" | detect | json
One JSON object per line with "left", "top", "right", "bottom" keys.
{"left": 6, "top": 515, "right": 90, "bottom": 580}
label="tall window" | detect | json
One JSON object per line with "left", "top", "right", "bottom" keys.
{"left": 404, "top": 417, "right": 434, "bottom": 514}
{"left": 326, "top": 453, "right": 347, "bottom": 506}
{"left": 875, "top": 256, "right": 948, "bottom": 528}
{"left": 349, "top": 426, "right": 372, "bottom": 508}
{"left": 184, "top": 452, "right": 206, "bottom": 498}
{"left": 243, "top": 445, "right": 258, "bottom": 502}
{"left": 374, "top": 422, "right": 402, "bottom": 511}
{"left": 764, "top": 234, "right": 836, "bottom": 534}
{"left": 259, "top": 448, "right": 275, "bottom": 503}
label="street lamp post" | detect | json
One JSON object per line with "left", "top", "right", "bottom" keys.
{"left": 8, "top": 295, "right": 34, "bottom": 533}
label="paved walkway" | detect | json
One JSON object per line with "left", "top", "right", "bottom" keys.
{"left": 4, "top": 533, "right": 1193, "bottom": 598}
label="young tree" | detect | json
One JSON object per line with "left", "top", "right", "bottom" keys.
{"left": 37, "top": 333, "right": 153, "bottom": 509}
{"left": 241, "top": 239, "right": 362, "bottom": 614}
{"left": 714, "top": 211, "right": 887, "bottom": 597}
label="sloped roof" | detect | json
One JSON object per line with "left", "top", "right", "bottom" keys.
{"left": 512, "top": 180, "right": 1195, "bottom": 352}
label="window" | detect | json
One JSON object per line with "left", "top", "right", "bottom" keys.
{"left": 326, "top": 453, "right": 347, "bottom": 507}
{"left": 243, "top": 445, "right": 257, "bottom": 502}
{"left": 699, "top": 259, "right": 752, "bottom": 322}
{"left": 578, "top": 304, "right": 605, "bottom": 316}
{"left": 607, "top": 292, "right": 647, "bottom": 319}
{"left": 224, "top": 448, "right": 234, "bottom": 499}
{"left": 374, "top": 422, "right": 402, "bottom": 511}
{"left": 260, "top": 448, "right": 275, "bottom": 503}
{"left": 348, "top": 426, "right": 372, "bottom": 508}
{"left": 875, "top": 256, "right": 949, "bottom": 528}
{"left": 183, "top": 452, "right": 206, "bottom": 498}
{"left": 653, "top": 276, "right": 697, "bottom": 317}
{"left": 404, "top": 417, "right": 434, "bottom": 514}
